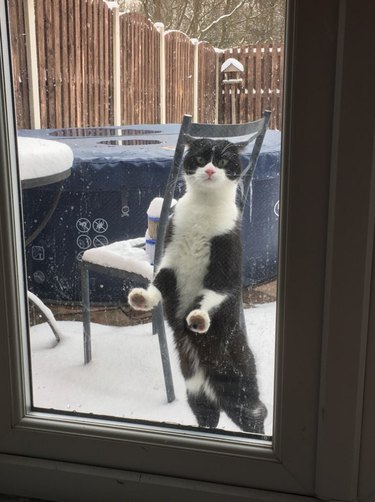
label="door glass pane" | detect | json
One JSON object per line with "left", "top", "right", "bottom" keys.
{"left": 8, "top": 0, "right": 284, "bottom": 441}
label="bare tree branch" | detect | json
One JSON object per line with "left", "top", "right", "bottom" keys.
{"left": 201, "top": 0, "right": 245, "bottom": 34}
{"left": 135, "top": 0, "right": 285, "bottom": 47}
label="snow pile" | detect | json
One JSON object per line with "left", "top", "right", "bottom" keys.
{"left": 81, "top": 197, "right": 180, "bottom": 274}
{"left": 82, "top": 237, "right": 153, "bottom": 280}
{"left": 18, "top": 137, "right": 74, "bottom": 182}
{"left": 147, "top": 197, "right": 177, "bottom": 219}
{"left": 147, "top": 197, "right": 164, "bottom": 219}
{"left": 147, "top": 197, "right": 177, "bottom": 242}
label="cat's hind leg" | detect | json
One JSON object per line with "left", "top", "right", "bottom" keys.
{"left": 128, "top": 284, "right": 162, "bottom": 311}
{"left": 226, "top": 400, "right": 267, "bottom": 434}
{"left": 221, "top": 389, "right": 267, "bottom": 435}
{"left": 187, "top": 390, "right": 220, "bottom": 429}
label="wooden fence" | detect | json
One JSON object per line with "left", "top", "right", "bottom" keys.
{"left": 219, "top": 45, "right": 283, "bottom": 129}
{"left": 8, "top": 0, "right": 283, "bottom": 130}
{"left": 120, "top": 13, "right": 159, "bottom": 124}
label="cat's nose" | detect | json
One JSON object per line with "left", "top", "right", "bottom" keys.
{"left": 205, "top": 166, "right": 216, "bottom": 178}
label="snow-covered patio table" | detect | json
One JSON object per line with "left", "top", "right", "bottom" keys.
{"left": 18, "top": 136, "right": 74, "bottom": 340}
{"left": 18, "top": 136, "right": 73, "bottom": 189}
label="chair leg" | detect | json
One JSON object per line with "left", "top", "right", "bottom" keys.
{"left": 153, "top": 303, "right": 175, "bottom": 403}
{"left": 152, "top": 311, "right": 157, "bottom": 335}
{"left": 81, "top": 264, "right": 92, "bottom": 364}
{"left": 240, "top": 303, "right": 247, "bottom": 334}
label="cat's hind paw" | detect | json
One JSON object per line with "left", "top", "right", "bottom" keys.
{"left": 186, "top": 309, "right": 210, "bottom": 334}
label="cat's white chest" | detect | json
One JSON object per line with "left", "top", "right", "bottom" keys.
{"left": 167, "top": 218, "right": 211, "bottom": 314}
{"left": 161, "top": 197, "right": 238, "bottom": 314}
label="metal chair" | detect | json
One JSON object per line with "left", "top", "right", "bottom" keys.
{"left": 80, "top": 111, "right": 271, "bottom": 404}
{"left": 186, "top": 111, "right": 272, "bottom": 330}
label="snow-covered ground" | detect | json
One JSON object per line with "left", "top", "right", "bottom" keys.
{"left": 30, "top": 302, "right": 276, "bottom": 437}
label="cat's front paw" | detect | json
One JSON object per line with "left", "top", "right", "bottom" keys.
{"left": 128, "top": 285, "right": 162, "bottom": 311}
{"left": 186, "top": 309, "right": 210, "bottom": 333}
{"left": 128, "top": 288, "right": 152, "bottom": 311}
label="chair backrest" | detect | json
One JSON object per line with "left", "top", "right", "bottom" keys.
{"left": 153, "top": 115, "right": 192, "bottom": 268}
{"left": 153, "top": 111, "right": 271, "bottom": 270}
{"left": 188, "top": 111, "right": 271, "bottom": 212}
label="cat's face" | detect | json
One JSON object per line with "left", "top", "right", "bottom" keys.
{"left": 183, "top": 138, "right": 242, "bottom": 191}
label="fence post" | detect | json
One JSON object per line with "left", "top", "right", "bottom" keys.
{"left": 24, "top": 0, "right": 40, "bottom": 129}
{"left": 192, "top": 39, "right": 199, "bottom": 122}
{"left": 155, "top": 22, "right": 166, "bottom": 124}
{"left": 215, "top": 50, "right": 221, "bottom": 124}
{"left": 112, "top": 6, "right": 121, "bottom": 126}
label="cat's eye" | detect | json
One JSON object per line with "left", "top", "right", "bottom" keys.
{"left": 218, "top": 159, "right": 229, "bottom": 169}
{"left": 196, "top": 156, "right": 206, "bottom": 166}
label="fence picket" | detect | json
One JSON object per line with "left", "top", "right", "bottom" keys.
{"left": 9, "top": 0, "right": 32, "bottom": 128}
{"left": 197, "top": 42, "right": 216, "bottom": 124}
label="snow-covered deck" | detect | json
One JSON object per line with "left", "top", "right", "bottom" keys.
{"left": 30, "top": 302, "right": 275, "bottom": 437}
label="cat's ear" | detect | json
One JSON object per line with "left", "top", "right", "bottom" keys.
{"left": 184, "top": 134, "right": 196, "bottom": 147}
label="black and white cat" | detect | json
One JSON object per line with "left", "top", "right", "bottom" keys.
{"left": 129, "top": 137, "right": 267, "bottom": 434}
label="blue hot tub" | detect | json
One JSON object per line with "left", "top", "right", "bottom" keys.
{"left": 20, "top": 125, "right": 281, "bottom": 303}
